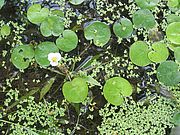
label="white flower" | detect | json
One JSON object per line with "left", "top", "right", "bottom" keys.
{"left": 48, "top": 52, "right": 61, "bottom": 66}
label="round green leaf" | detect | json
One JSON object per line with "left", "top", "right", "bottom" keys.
{"left": 157, "top": 61, "right": 180, "bottom": 86}
{"left": 27, "top": 4, "right": 49, "bottom": 25}
{"left": 11, "top": 45, "right": 34, "bottom": 69}
{"left": 84, "top": 21, "right": 111, "bottom": 47}
{"left": 133, "top": 9, "right": 156, "bottom": 29}
{"left": 40, "top": 15, "right": 64, "bottom": 37}
{"left": 1, "top": 25, "right": 11, "bottom": 37}
{"left": 69, "top": 0, "right": 84, "bottom": 5}
{"left": 166, "top": 22, "right": 180, "bottom": 45}
{"left": 174, "top": 47, "right": 180, "bottom": 62}
{"left": 113, "top": 18, "right": 133, "bottom": 38}
{"left": 35, "top": 42, "right": 59, "bottom": 67}
{"left": 148, "top": 42, "right": 169, "bottom": 63}
{"left": 172, "top": 112, "right": 180, "bottom": 126}
{"left": 56, "top": 30, "right": 78, "bottom": 52}
{"left": 130, "top": 41, "right": 151, "bottom": 66}
{"left": 62, "top": 77, "right": 88, "bottom": 103}
{"left": 103, "top": 77, "right": 132, "bottom": 106}
{"left": 135, "top": 0, "right": 159, "bottom": 9}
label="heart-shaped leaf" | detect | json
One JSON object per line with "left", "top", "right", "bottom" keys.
{"left": 148, "top": 42, "right": 169, "bottom": 63}
{"left": 35, "top": 42, "right": 59, "bottom": 67}
{"left": 133, "top": 9, "right": 156, "bottom": 29}
{"left": 62, "top": 78, "right": 88, "bottom": 103}
{"left": 103, "top": 77, "right": 132, "bottom": 106}
{"left": 56, "top": 30, "right": 78, "bottom": 52}
{"left": 11, "top": 45, "right": 34, "bottom": 69}
{"left": 166, "top": 22, "right": 180, "bottom": 45}
{"left": 40, "top": 15, "right": 64, "bottom": 37}
{"left": 113, "top": 18, "right": 133, "bottom": 38}
{"left": 130, "top": 41, "right": 151, "bottom": 66}
{"left": 84, "top": 21, "right": 111, "bottom": 47}
{"left": 135, "top": 0, "right": 159, "bottom": 9}
{"left": 157, "top": 61, "right": 180, "bottom": 86}
{"left": 69, "top": 0, "right": 85, "bottom": 5}
{"left": 27, "top": 4, "right": 49, "bottom": 25}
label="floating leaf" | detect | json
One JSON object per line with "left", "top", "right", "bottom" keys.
{"left": 172, "top": 112, "right": 180, "bottom": 126}
{"left": 166, "top": 22, "right": 180, "bottom": 45}
{"left": 113, "top": 18, "right": 133, "bottom": 38}
{"left": 157, "top": 61, "right": 180, "bottom": 86}
{"left": 40, "top": 15, "right": 64, "bottom": 37}
{"left": 0, "top": 24, "right": 11, "bottom": 37}
{"left": 27, "top": 4, "right": 49, "bottom": 25}
{"left": 56, "top": 30, "right": 78, "bottom": 52}
{"left": 135, "top": 0, "right": 159, "bottom": 9}
{"left": 11, "top": 45, "right": 34, "bottom": 69}
{"left": 103, "top": 77, "right": 132, "bottom": 106}
{"left": 0, "top": 0, "right": 4, "bottom": 9}
{"left": 62, "top": 78, "right": 88, "bottom": 103}
{"left": 133, "top": 9, "right": 156, "bottom": 29}
{"left": 174, "top": 47, "right": 180, "bottom": 62}
{"left": 84, "top": 21, "right": 111, "bottom": 47}
{"left": 69, "top": 0, "right": 85, "bottom": 5}
{"left": 35, "top": 42, "right": 59, "bottom": 67}
{"left": 129, "top": 41, "right": 151, "bottom": 66}
{"left": 148, "top": 42, "right": 169, "bottom": 63}
{"left": 40, "top": 77, "right": 56, "bottom": 101}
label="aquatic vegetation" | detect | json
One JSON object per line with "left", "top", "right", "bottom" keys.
{"left": 113, "top": 18, "right": 133, "bottom": 39}
{"left": 129, "top": 41, "right": 151, "bottom": 66}
{"left": 98, "top": 96, "right": 177, "bottom": 135}
{"left": 103, "top": 77, "right": 132, "bottom": 106}
{"left": 166, "top": 22, "right": 180, "bottom": 45}
{"left": 62, "top": 77, "right": 88, "bottom": 103}
{"left": 148, "top": 42, "right": 169, "bottom": 63}
{"left": 0, "top": 0, "right": 180, "bottom": 134}
{"left": 157, "top": 61, "right": 180, "bottom": 86}
{"left": 35, "top": 42, "right": 59, "bottom": 67}
{"left": 84, "top": 21, "right": 111, "bottom": 47}
{"left": 56, "top": 30, "right": 78, "bottom": 52}
{"left": 11, "top": 45, "right": 34, "bottom": 69}
{"left": 132, "top": 9, "right": 156, "bottom": 29}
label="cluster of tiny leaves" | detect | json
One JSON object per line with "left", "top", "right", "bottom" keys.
{"left": 98, "top": 96, "right": 177, "bottom": 135}
{"left": 1, "top": 89, "right": 65, "bottom": 135}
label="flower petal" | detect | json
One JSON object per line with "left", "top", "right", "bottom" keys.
{"left": 50, "top": 61, "right": 59, "bottom": 66}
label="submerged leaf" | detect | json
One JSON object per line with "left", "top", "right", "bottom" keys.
{"left": 40, "top": 77, "right": 56, "bottom": 101}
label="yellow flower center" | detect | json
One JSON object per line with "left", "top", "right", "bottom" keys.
{"left": 51, "top": 57, "right": 58, "bottom": 62}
